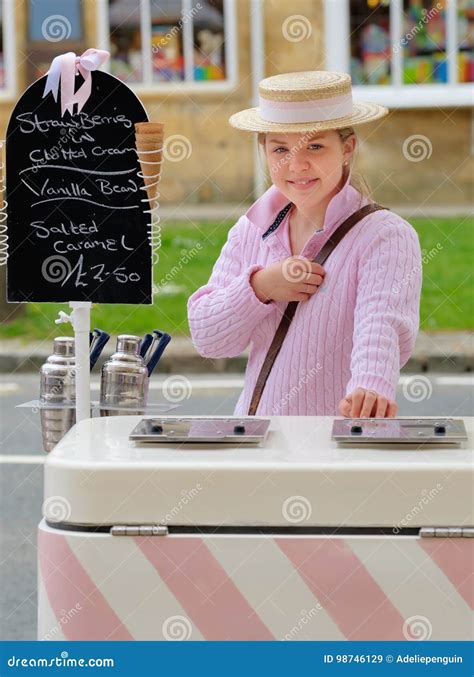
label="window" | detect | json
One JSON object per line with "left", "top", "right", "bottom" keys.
{"left": 324, "top": 0, "right": 474, "bottom": 106}
{"left": 457, "top": 0, "right": 474, "bottom": 82}
{"left": 26, "top": 0, "right": 84, "bottom": 83}
{"left": 0, "top": 0, "right": 16, "bottom": 97}
{"left": 28, "top": 0, "right": 82, "bottom": 41}
{"left": 98, "top": 0, "right": 237, "bottom": 91}
{"left": 350, "top": 0, "right": 391, "bottom": 85}
{"left": 107, "top": 0, "right": 142, "bottom": 82}
{"left": 401, "top": 0, "right": 449, "bottom": 85}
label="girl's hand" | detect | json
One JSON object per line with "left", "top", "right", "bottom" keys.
{"left": 250, "top": 257, "right": 325, "bottom": 303}
{"left": 338, "top": 387, "right": 398, "bottom": 418}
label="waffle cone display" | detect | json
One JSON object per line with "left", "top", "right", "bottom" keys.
{"left": 135, "top": 122, "right": 164, "bottom": 205}
{"left": 135, "top": 122, "right": 164, "bottom": 136}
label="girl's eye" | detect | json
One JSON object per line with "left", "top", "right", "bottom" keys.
{"left": 272, "top": 147, "right": 287, "bottom": 153}
{"left": 309, "top": 144, "right": 323, "bottom": 150}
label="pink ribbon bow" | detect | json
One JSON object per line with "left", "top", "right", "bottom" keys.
{"left": 43, "top": 48, "right": 110, "bottom": 117}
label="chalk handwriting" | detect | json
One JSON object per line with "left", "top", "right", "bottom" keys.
{"left": 16, "top": 111, "right": 133, "bottom": 134}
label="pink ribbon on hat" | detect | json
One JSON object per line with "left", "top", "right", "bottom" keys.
{"left": 43, "top": 49, "right": 110, "bottom": 117}
{"left": 259, "top": 92, "right": 353, "bottom": 124}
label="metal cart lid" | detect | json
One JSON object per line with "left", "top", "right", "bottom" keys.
{"left": 43, "top": 416, "right": 474, "bottom": 529}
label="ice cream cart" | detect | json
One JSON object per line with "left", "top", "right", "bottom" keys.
{"left": 38, "top": 415, "right": 473, "bottom": 641}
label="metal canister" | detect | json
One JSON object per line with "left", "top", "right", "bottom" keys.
{"left": 100, "top": 335, "right": 149, "bottom": 416}
{"left": 39, "top": 337, "right": 76, "bottom": 452}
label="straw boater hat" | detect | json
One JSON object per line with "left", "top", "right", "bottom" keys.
{"left": 229, "top": 71, "right": 388, "bottom": 133}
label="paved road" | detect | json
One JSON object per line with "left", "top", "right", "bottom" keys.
{"left": 1, "top": 373, "right": 472, "bottom": 640}
{"left": 2, "top": 373, "right": 473, "bottom": 457}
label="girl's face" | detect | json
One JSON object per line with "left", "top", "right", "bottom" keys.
{"left": 264, "top": 130, "right": 355, "bottom": 211}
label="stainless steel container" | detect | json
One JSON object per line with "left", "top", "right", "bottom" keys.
{"left": 39, "top": 337, "right": 76, "bottom": 452}
{"left": 100, "top": 335, "right": 149, "bottom": 416}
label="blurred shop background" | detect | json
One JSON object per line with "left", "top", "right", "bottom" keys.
{"left": 0, "top": 0, "right": 471, "bottom": 205}
{"left": 0, "top": 0, "right": 472, "bottom": 340}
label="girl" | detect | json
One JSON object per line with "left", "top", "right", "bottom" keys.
{"left": 187, "top": 71, "right": 422, "bottom": 418}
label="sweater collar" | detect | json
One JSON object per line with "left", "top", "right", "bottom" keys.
{"left": 245, "top": 169, "right": 363, "bottom": 238}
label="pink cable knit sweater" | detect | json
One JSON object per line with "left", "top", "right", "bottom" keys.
{"left": 187, "top": 175, "right": 422, "bottom": 416}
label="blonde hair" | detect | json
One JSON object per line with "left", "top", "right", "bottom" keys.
{"left": 257, "top": 127, "right": 373, "bottom": 201}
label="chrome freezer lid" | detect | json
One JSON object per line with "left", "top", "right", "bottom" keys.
{"left": 129, "top": 417, "right": 271, "bottom": 444}
{"left": 44, "top": 416, "right": 474, "bottom": 529}
{"left": 332, "top": 418, "right": 467, "bottom": 444}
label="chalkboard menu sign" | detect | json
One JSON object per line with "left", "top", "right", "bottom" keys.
{"left": 6, "top": 71, "right": 152, "bottom": 304}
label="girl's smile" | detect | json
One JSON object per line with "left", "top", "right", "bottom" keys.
{"left": 286, "top": 177, "right": 320, "bottom": 190}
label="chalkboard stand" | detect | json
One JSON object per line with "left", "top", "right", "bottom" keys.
{"left": 5, "top": 55, "right": 152, "bottom": 424}
{"left": 69, "top": 301, "right": 91, "bottom": 423}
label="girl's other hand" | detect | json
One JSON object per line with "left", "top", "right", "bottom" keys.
{"left": 250, "top": 257, "right": 325, "bottom": 303}
{"left": 338, "top": 387, "right": 398, "bottom": 418}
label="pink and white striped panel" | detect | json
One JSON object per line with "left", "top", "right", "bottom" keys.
{"left": 38, "top": 525, "right": 473, "bottom": 641}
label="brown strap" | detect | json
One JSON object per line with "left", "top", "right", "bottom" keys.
{"left": 247, "top": 203, "right": 388, "bottom": 415}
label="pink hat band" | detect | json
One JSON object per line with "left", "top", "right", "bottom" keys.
{"left": 258, "top": 91, "right": 353, "bottom": 124}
